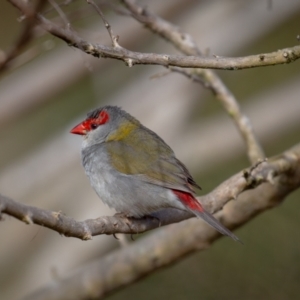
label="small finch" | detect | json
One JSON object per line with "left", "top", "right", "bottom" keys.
{"left": 71, "top": 106, "right": 240, "bottom": 242}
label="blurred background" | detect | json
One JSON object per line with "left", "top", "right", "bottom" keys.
{"left": 0, "top": 0, "right": 300, "bottom": 299}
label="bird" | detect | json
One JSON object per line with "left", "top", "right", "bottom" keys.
{"left": 70, "top": 105, "right": 240, "bottom": 242}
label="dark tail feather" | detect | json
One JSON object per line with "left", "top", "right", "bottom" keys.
{"left": 192, "top": 209, "right": 242, "bottom": 244}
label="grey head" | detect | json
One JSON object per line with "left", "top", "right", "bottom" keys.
{"left": 70, "top": 106, "right": 140, "bottom": 148}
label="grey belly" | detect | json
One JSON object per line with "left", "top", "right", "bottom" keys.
{"left": 82, "top": 145, "right": 185, "bottom": 217}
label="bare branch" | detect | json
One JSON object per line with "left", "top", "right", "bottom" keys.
{"left": 168, "top": 67, "right": 211, "bottom": 89}
{"left": 122, "top": 0, "right": 202, "bottom": 56}
{"left": 86, "top": 0, "right": 121, "bottom": 48}
{"left": 8, "top": 0, "right": 300, "bottom": 70}
{"left": 3, "top": 3, "right": 300, "bottom": 298}
{"left": 0, "top": 194, "right": 158, "bottom": 240}
{"left": 205, "top": 72, "right": 265, "bottom": 163}
{"left": 48, "top": 0, "right": 70, "bottom": 28}
{"left": 4, "top": 0, "right": 293, "bottom": 163}
{"left": 0, "top": 0, "right": 47, "bottom": 72}
{"left": 1, "top": 143, "right": 300, "bottom": 242}
{"left": 121, "top": 0, "right": 265, "bottom": 163}
{"left": 23, "top": 143, "right": 300, "bottom": 300}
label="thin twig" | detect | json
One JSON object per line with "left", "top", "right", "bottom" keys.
{"left": 168, "top": 67, "right": 210, "bottom": 88}
{"left": 149, "top": 67, "right": 206, "bottom": 86}
{"left": 202, "top": 70, "right": 265, "bottom": 163}
{"left": 48, "top": 0, "right": 70, "bottom": 28}
{"left": 86, "top": 0, "right": 120, "bottom": 47}
{"left": 0, "top": 0, "right": 47, "bottom": 73}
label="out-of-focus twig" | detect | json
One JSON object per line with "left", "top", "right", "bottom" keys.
{"left": 1, "top": 144, "right": 299, "bottom": 240}
{"left": 48, "top": 0, "right": 70, "bottom": 27}
{"left": 0, "top": 0, "right": 47, "bottom": 73}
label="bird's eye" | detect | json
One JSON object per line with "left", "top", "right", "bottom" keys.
{"left": 90, "top": 123, "right": 98, "bottom": 130}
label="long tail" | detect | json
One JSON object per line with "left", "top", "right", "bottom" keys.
{"left": 172, "top": 190, "right": 242, "bottom": 243}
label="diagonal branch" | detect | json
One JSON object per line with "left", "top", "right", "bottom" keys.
{"left": 10, "top": 0, "right": 300, "bottom": 162}
{"left": 23, "top": 142, "right": 300, "bottom": 300}
{"left": 1, "top": 143, "right": 300, "bottom": 242}
{"left": 121, "top": 0, "right": 265, "bottom": 164}
{"left": 8, "top": 0, "right": 267, "bottom": 162}
{"left": 0, "top": 0, "right": 47, "bottom": 72}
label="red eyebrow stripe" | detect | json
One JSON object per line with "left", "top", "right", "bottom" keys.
{"left": 99, "top": 110, "right": 109, "bottom": 124}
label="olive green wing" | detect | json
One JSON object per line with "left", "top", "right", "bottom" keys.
{"left": 106, "top": 128, "right": 200, "bottom": 194}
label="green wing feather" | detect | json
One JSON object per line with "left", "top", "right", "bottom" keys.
{"left": 106, "top": 125, "right": 200, "bottom": 194}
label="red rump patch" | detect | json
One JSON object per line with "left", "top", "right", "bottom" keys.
{"left": 172, "top": 189, "right": 204, "bottom": 212}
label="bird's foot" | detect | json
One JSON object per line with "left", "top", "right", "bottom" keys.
{"left": 146, "top": 214, "right": 161, "bottom": 226}
{"left": 113, "top": 212, "right": 139, "bottom": 238}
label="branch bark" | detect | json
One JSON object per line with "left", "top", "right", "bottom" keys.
{"left": 121, "top": 0, "right": 265, "bottom": 164}
{"left": 1, "top": 143, "right": 299, "bottom": 241}
{"left": 8, "top": 0, "right": 300, "bottom": 71}
{"left": 4, "top": 1, "right": 300, "bottom": 299}
{"left": 8, "top": 0, "right": 269, "bottom": 163}
{"left": 21, "top": 142, "right": 300, "bottom": 300}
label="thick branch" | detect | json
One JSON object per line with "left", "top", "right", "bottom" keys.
{"left": 1, "top": 143, "right": 299, "bottom": 242}
{"left": 24, "top": 143, "right": 300, "bottom": 300}
{"left": 8, "top": 0, "right": 300, "bottom": 71}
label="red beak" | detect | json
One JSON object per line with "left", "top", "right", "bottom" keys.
{"left": 70, "top": 122, "right": 86, "bottom": 135}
